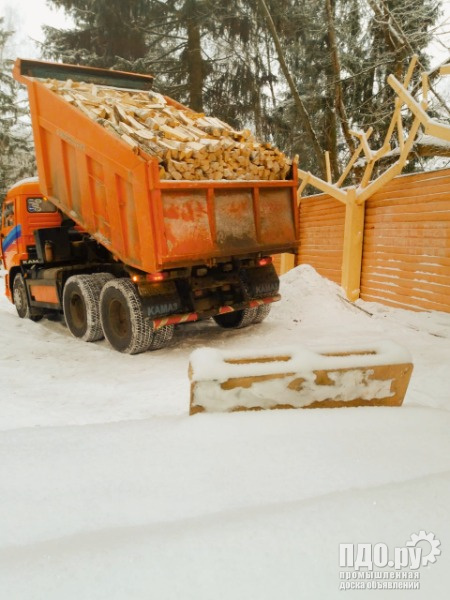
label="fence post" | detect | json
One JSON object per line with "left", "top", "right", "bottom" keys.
{"left": 341, "top": 187, "right": 365, "bottom": 301}
{"left": 279, "top": 253, "right": 295, "bottom": 274}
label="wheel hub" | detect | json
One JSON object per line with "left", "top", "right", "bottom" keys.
{"left": 108, "top": 299, "right": 129, "bottom": 339}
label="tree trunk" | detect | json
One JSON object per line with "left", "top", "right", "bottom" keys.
{"left": 325, "top": 0, "right": 355, "bottom": 161}
{"left": 256, "top": 0, "right": 326, "bottom": 177}
{"left": 186, "top": 0, "right": 204, "bottom": 112}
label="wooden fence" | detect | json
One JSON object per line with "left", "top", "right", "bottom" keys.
{"left": 276, "top": 168, "right": 450, "bottom": 313}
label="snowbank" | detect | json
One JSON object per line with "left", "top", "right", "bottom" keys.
{"left": 0, "top": 265, "right": 449, "bottom": 599}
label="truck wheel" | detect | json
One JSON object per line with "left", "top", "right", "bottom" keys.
{"left": 63, "top": 274, "right": 106, "bottom": 342}
{"left": 252, "top": 304, "right": 271, "bottom": 324}
{"left": 92, "top": 272, "right": 115, "bottom": 287}
{"left": 12, "top": 274, "right": 38, "bottom": 320}
{"left": 213, "top": 307, "right": 258, "bottom": 329}
{"left": 100, "top": 278, "right": 153, "bottom": 354}
{"left": 149, "top": 324, "right": 174, "bottom": 350}
{"left": 88, "top": 272, "right": 115, "bottom": 340}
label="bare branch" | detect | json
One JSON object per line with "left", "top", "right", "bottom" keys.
{"left": 256, "top": 0, "right": 326, "bottom": 177}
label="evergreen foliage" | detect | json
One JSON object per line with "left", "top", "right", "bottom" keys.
{"left": 39, "top": 0, "right": 445, "bottom": 177}
{"left": 0, "top": 18, "right": 36, "bottom": 203}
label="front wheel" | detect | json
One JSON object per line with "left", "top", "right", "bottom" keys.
{"left": 12, "top": 274, "right": 42, "bottom": 320}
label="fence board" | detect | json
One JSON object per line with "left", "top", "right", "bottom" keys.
{"left": 361, "top": 168, "right": 450, "bottom": 312}
{"left": 297, "top": 194, "right": 345, "bottom": 284}
{"left": 296, "top": 168, "right": 450, "bottom": 312}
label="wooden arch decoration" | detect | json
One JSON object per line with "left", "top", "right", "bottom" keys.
{"left": 296, "top": 56, "right": 450, "bottom": 301}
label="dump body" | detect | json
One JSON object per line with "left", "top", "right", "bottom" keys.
{"left": 14, "top": 59, "right": 299, "bottom": 275}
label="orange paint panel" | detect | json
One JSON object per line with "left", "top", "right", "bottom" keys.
{"left": 214, "top": 189, "right": 257, "bottom": 250}
{"left": 162, "top": 190, "right": 214, "bottom": 257}
{"left": 259, "top": 188, "right": 296, "bottom": 244}
{"left": 29, "top": 285, "right": 59, "bottom": 304}
{"left": 116, "top": 175, "right": 140, "bottom": 263}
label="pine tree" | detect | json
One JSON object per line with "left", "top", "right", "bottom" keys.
{"left": 43, "top": 0, "right": 214, "bottom": 110}
{"left": 259, "top": 0, "right": 442, "bottom": 177}
{"left": 43, "top": 0, "right": 276, "bottom": 131}
{"left": 0, "top": 18, "right": 36, "bottom": 203}
{"left": 42, "top": 0, "right": 443, "bottom": 178}
{"left": 43, "top": 0, "right": 155, "bottom": 70}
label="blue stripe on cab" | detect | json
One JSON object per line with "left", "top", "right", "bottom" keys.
{"left": 2, "top": 224, "right": 22, "bottom": 252}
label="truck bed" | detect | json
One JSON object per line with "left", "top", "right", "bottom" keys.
{"left": 14, "top": 59, "right": 299, "bottom": 274}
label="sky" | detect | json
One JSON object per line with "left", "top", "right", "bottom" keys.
{"left": 0, "top": 0, "right": 69, "bottom": 58}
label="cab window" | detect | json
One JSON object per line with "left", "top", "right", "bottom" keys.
{"left": 27, "top": 197, "right": 57, "bottom": 213}
{"left": 2, "top": 202, "right": 15, "bottom": 227}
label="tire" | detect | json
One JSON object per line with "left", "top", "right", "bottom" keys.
{"left": 89, "top": 272, "right": 115, "bottom": 340}
{"left": 252, "top": 304, "right": 271, "bottom": 324}
{"left": 213, "top": 307, "right": 258, "bottom": 329}
{"left": 13, "top": 274, "right": 32, "bottom": 319}
{"left": 92, "top": 272, "right": 115, "bottom": 287}
{"left": 100, "top": 278, "right": 154, "bottom": 354}
{"left": 149, "top": 324, "right": 174, "bottom": 350}
{"left": 63, "top": 274, "right": 107, "bottom": 342}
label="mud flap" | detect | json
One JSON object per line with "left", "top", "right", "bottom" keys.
{"left": 188, "top": 341, "right": 413, "bottom": 414}
{"left": 239, "top": 263, "right": 279, "bottom": 298}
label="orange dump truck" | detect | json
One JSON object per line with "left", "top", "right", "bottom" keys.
{"left": 1, "top": 59, "right": 299, "bottom": 353}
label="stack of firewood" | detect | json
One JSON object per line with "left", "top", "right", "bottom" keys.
{"left": 42, "top": 78, "right": 292, "bottom": 181}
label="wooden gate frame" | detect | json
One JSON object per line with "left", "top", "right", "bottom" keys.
{"left": 296, "top": 57, "right": 450, "bottom": 301}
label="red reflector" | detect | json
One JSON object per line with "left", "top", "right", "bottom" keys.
{"left": 146, "top": 272, "right": 167, "bottom": 282}
{"left": 258, "top": 257, "right": 272, "bottom": 267}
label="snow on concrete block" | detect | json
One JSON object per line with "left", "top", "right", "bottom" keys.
{"left": 188, "top": 341, "right": 413, "bottom": 414}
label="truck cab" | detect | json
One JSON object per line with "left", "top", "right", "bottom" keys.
{"left": 1, "top": 178, "right": 62, "bottom": 302}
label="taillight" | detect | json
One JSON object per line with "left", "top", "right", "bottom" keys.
{"left": 146, "top": 272, "right": 168, "bottom": 282}
{"left": 258, "top": 256, "right": 272, "bottom": 267}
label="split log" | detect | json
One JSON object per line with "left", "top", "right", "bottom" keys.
{"left": 42, "top": 78, "right": 293, "bottom": 181}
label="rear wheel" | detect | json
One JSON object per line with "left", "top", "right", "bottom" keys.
{"left": 252, "top": 304, "right": 271, "bottom": 324}
{"left": 63, "top": 274, "right": 111, "bottom": 342}
{"left": 213, "top": 307, "right": 258, "bottom": 329}
{"left": 149, "top": 324, "right": 174, "bottom": 350}
{"left": 100, "top": 278, "right": 153, "bottom": 354}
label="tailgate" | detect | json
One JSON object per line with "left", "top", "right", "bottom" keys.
{"left": 156, "top": 174, "right": 299, "bottom": 265}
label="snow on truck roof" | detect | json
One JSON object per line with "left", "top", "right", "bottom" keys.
{"left": 7, "top": 177, "right": 40, "bottom": 195}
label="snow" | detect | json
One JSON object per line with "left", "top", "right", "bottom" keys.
{"left": 7, "top": 176, "right": 39, "bottom": 191}
{"left": 192, "top": 368, "right": 396, "bottom": 412}
{"left": 190, "top": 340, "right": 412, "bottom": 381}
{"left": 1, "top": 264, "right": 450, "bottom": 598}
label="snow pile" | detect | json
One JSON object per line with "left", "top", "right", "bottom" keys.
{"left": 1, "top": 265, "right": 450, "bottom": 599}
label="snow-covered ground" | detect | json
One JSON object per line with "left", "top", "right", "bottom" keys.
{"left": 1, "top": 265, "right": 449, "bottom": 599}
